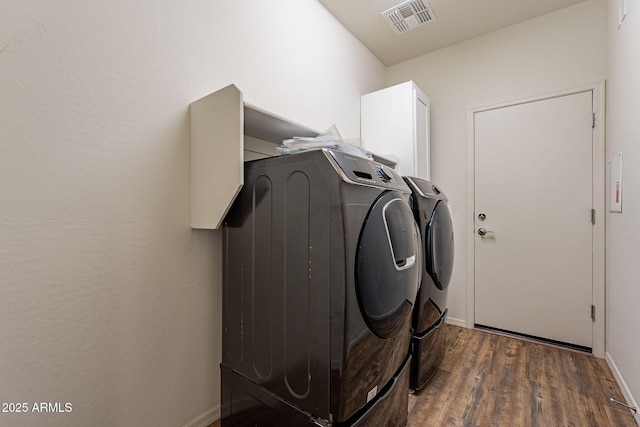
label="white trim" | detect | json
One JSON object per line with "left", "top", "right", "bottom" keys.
{"left": 606, "top": 351, "right": 640, "bottom": 424}
{"left": 445, "top": 316, "right": 468, "bottom": 328}
{"left": 465, "top": 103, "right": 476, "bottom": 329}
{"left": 465, "top": 81, "right": 606, "bottom": 357}
{"left": 592, "top": 80, "right": 606, "bottom": 358}
{"left": 182, "top": 406, "right": 220, "bottom": 427}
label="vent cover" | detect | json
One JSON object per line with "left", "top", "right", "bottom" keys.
{"left": 382, "top": 0, "right": 435, "bottom": 34}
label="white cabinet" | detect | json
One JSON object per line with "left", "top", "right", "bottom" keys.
{"left": 190, "top": 84, "right": 317, "bottom": 229}
{"left": 361, "top": 81, "right": 430, "bottom": 179}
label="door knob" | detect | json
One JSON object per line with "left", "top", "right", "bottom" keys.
{"left": 478, "top": 227, "right": 494, "bottom": 236}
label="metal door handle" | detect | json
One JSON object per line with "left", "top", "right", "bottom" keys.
{"left": 478, "top": 227, "right": 494, "bottom": 236}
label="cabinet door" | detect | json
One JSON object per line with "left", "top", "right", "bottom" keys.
{"left": 190, "top": 84, "right": 244, "bottom": 229}
{"left": 414, "top": 91, "right": 430, "bottom": 180}
{"left": 361, "top": 81, "right": 430, "bottom": 179}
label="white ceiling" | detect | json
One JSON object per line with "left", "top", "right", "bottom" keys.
{"left": 319, "top": 0, "right": 589, "bottom": 66}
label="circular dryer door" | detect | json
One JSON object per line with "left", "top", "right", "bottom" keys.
{"left": 426, "top": 201, "right": 454, "bottom": 290}
{"left": 356, "top": 191, "right": 421, "bottom": 339}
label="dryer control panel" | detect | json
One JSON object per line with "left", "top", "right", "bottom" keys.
{"left": 404, "top": 176, "right": 448, "bottom": 201}
{"left": 325, "top": 149, "right": 410, "bottom": 192}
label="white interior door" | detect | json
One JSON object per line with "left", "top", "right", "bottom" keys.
{"left": 474, "top": 91, "right": 594, "bottom": 349}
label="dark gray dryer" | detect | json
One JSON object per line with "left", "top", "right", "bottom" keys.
{"left": 221, "top": 149, "right": 421, "bottom": 426}
{"left": 404, "top": 177, "right": 454, "bottom": 392}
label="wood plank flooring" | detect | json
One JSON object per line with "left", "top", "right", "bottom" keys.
{"left": 408, "top": 325, "right": 636, "bottom": 427}
{"left": 210, "top": 325, "right": 638, "bottom": 426}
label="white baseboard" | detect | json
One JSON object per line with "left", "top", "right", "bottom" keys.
{"left": 445, "top": 316, "right": 468, "bottom": 328}
{"left": 605, "top": 351, "right": 640, "bottom": 425}
{"left": 182, "top": 406, "right": 220, "bottom": 427}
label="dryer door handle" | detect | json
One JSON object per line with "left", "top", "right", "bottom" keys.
{"left": 383, "top": 197, "right": 419, "bottom": 272}
{"left": 395, "top": 254, "right": 416, "bottom": 270}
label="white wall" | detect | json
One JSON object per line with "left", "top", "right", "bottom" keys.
{"left": 606, "top": 0, "right": 640, "bottom": 421}
{"left": 0, "top": 1, "right": 385, "bottom": 426}
{"left": 386, "top": 0, "right": 607, "bottom": 326}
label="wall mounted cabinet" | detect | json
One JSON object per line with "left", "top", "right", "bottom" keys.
{"left": 190, "top": 84, "right": 317, "bottom": 229}
{"left": 361, "top": 81, "right": 430, "bottom": 179}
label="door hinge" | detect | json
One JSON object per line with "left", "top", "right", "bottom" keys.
{"left": 592, "top": 112, "right": 596, "bottom": 128}
{"left": 591, "top": 208, "right": 596, "bottom": 225}
{"left": 591, "top": 304, "right": 596, "bottom": 321}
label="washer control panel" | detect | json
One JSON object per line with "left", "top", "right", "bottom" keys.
{"left": 325, "top": 149, "right": 409, "bottom": 192}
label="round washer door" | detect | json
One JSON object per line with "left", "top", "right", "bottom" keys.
{"left": 426, "top": 201, "right": 454, "bottom": 290}
{"left": 356, "top": 191, "right": 421, "bottom": 339}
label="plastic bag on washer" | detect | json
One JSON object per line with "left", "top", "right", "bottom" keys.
{"left": 276, "top": 125, "right": 372, "bottom": 160}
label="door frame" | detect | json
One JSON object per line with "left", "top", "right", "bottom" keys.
{"left": 465, "top": 81, "right": 606, "bottom": 357}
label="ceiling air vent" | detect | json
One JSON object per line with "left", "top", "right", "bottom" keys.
{"left": 382, "top": 0, "right": 436, "bottom": 34}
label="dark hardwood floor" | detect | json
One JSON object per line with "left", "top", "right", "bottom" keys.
{"left": 408, "top": 325, "right": 636, "bottom": 426}
{"left": 211, "top": 325, "right": 638, "bottom": 426}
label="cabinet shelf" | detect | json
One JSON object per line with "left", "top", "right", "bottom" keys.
{"left": 190, "top": 84, "right": 399, "bottom": 229}
{"left": 190, "top": 84, "right": 317, "bottom": 229}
